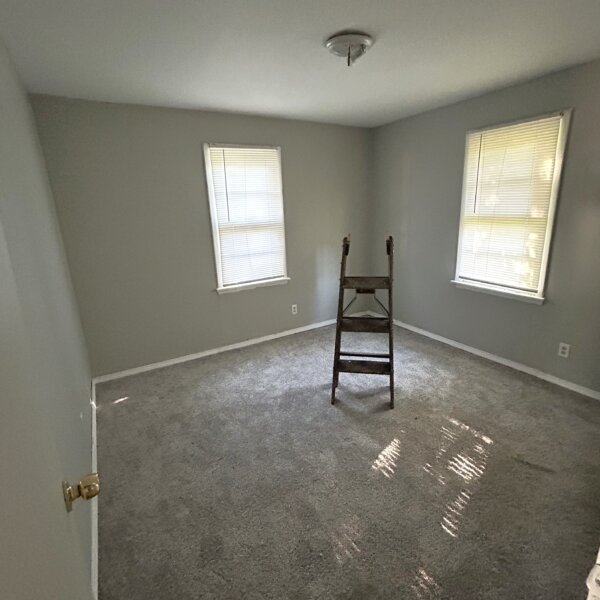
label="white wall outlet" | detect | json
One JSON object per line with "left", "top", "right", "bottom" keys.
{"left": 558, "top": 342, "right": 570, "bottom": 358}
{"left": 291, "top": 304, "right": 298, "bottom": 315}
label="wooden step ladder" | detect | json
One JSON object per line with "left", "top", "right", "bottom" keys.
{"left": 331, "top": 235, "right": 395, "bottom": 409}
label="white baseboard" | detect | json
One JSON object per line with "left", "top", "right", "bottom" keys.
{"left": 90, "top": 385, "right": 98, "bottom": 600}
{"left": 391, "top": 316, "right": 600, "bottom": 401}
{"left": 91, "top": 316, "right": 352, "bottom": 384}
{"left": 92, "top": 310, "right": 599, "bottom": 400}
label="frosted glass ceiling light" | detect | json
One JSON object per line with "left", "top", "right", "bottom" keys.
{"left": 325, "top": 32, "right": 374, "bottom": 66}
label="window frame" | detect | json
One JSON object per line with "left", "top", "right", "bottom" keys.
{"left": 203, "top": 142, "right": 290, "bottom": 294}
{"left": 452, "top": 109, "right": 572, "bottom": 305}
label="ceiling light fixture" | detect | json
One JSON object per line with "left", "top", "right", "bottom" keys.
{"left": 325, "top": 31, "right": 374, "bottom": 67}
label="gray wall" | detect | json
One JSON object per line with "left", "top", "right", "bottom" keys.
{"left": 370, "top": 60, "right": 600, "bottom": 392}
{"left": 32, "top": 96, "right": 371, "bottom": 376}
{"left": 0, "top": 39, "right": 93, "bottom": 599}
{"left": 31, "top": 60, "right": 600, "bottom": 392}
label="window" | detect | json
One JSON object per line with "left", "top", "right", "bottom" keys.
{"left": 454, "top": 111, "right": 571, "bottom": 304}
{"left": 204, "top": 144, "right": 289, "bottom": 293}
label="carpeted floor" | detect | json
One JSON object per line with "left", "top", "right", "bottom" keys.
{"left": 96, "top": 325, "right": 600, "bottom": 599}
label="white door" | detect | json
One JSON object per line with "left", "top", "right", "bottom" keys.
{"left": 0, "top": 217, "right": 94, "bottom": 600}
{"left": 0, "top": 37, "right": 95, "bottom": 599}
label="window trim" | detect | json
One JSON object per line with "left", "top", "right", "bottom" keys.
{"left": 451, "top": 279, "right": 545, "bottom": 305}
{"left": 216, "top": 276, "right": 290, "bottom": 295}
{"left": 453, "top": 109, "right": 572, "bottom": 304}
{"left": 203, "top": 143, "right": 289, "bottom": 293}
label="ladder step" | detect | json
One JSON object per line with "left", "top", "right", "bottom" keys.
{"left": 337, "top": 359, "right": 391, "bottom": 375}
{"left": 339, "top": 351, "right": 390, "bottom": 358}
{"left": 343, "top": 276, "right": 390, "bottom": 290}
{"left": 340, "top": 316, "right": 390, "bottom": 333}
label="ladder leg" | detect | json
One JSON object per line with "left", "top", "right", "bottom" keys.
{"left": 332, "top": 347, "right": 340, "bottom": 403}
{"left": 331, "top": 370, "right": 338, "bottom": 404}
{"left": 388, "top": 311, "right": 394, "bottom": 409}
{"left": 389, "top": 361, "right": 395, "bottom": 409}
{"left": 332, "top": 329, "right": 341, "bottom": 405}
{"left": 332, "top": 236, "right": 350, "bottom": 405}
{"left": 387, "top": 236, "right": 395, "bottom": 409}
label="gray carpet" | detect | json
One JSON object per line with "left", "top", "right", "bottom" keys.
{"left": 96, "top": 325, "right": 600, "bottom": 599}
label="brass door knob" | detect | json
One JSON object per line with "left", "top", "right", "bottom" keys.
{"left": 62, "top": 473, "right": 100, "bottom": 512}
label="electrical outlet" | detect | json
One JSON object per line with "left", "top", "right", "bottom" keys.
{"left": 558, "top": 342, "right": 570, "bottom": 358}
{"left": 291, "top": 304, "right": 298, "bottom": 315}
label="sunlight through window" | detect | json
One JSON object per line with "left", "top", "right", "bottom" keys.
{"left": 372, "top": 436, "right": 403, "bottom": 479}
{"left": 331, "top": 517, "right": 361, "bottom": 564}
{"left": 440, "top": 490, "right": 472, "bottom": 538}
{"left": 411, "top": 567, "right": 442, "bottom": 599}
{"left": 420, "top": 418, "right": 493, "bottom": 538}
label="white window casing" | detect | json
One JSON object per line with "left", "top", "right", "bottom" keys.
{"left": 453, "top": 110, "right": 572, "bottom": 304}
{"left": 204, "top": 144, "right": 289, "bottom": 293}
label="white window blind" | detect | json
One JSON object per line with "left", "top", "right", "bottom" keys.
{"left": 455, "top": 111, "right": 570, "bottom": 301}
{"left": 204, "top": 144, "right": 288, "bottom": 290}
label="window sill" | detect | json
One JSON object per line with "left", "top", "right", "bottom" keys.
{"left": 451, "top": 279, "right": 545, "bottom": 305}
{"left": 217, "top": 277, "right": 290, "bottom": 295}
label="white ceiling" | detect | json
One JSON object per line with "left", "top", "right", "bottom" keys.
{"left": 1, "top": 0, "right": 600, "bottom": 127}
